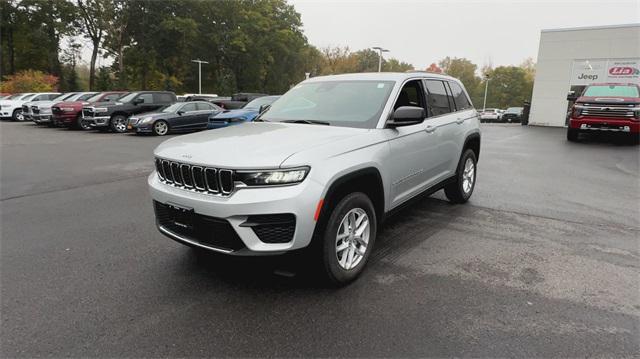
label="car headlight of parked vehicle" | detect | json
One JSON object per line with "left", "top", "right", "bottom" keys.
{"left": 39, "top": 107, "right": 52, "bottom": 114}
{"left": 60, "top": 107, "right": 75, "bottom": 112}
{"left": 235, "top": 167, "right": 309, "bottom": 186}
{"left": 94, "top": 107, "right": 108, "bottom": 113}
{"left": 139, "top": 116, "right": 154, "bottom": 124}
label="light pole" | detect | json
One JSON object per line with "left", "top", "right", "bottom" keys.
{"left": 482, "top": 75, "right": 490, "bottom": 112}
{"left": 372, "top": 47, "right": 389, "bottom": 72}
{"left": 191, "top": 59, "right": 209, "bottom": 94}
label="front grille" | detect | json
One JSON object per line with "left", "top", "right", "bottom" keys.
{"left": 52, "top": 106, "right": 62, "bottom": 114}
{"left": 155, "top": 157, "right": 235, "bottom": 196}
{"left": 82, "top": 108, "right": 94, "bottom": 117}
{"left": 580, "top": 103, "right": 637, "bottom": 119}
{"left": 242, "top": 214, "right": 296, "bottom": 244}
{"left": 154, "top": 201, "right": 245, "bottom": 251}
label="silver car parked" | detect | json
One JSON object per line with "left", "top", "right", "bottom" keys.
{"left": 149, "top": 72, "right": 481, "bottom": 285}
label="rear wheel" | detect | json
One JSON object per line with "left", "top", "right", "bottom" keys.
{"left": 109, "top": 114, "right": 128, "bottom": 133}
{"left": 444, "top": 149, "right": 477, "bottom": 204}
{"left": 567, "top": 128, "right": 579, "bottom": 142}
{"left": 152, "top": 120, "right": 169, "bottom": 136}
{"left": 319, "top": 192, "right": 377, "bottom": 286}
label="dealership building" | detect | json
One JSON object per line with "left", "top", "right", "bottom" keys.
{"left": 529, "top": 24, "right": 640, "bottom": 127}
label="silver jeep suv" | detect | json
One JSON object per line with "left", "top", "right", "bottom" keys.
{"left": 149, "top": 72, "right": 480, "bottom": 285}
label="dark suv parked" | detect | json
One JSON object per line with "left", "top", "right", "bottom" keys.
{"left": 82, "top": 91, "right": 177, "bottom": 133}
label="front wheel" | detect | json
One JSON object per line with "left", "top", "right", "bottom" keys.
{"left": 109, "top": 114, "right": 128, "bottom": 133}
{"left": 152, "top": 120, "right": 169, "bottom": 136}
{"left": 444, "top": 149, "right": 477, "bottom": 204}
{"left": 319, "top": 192, "right": 377, "bottom": 286}
{"left": 74, "top": 115, "right": 91, "bottom": 130}
{"left": 12, "top": 109, "right": 24, "bottom": 121}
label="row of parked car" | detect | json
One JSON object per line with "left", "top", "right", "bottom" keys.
{"left": 0, "top": 91, "right": 280, "bottom": 136}
{"left": 478, "top": 107, "right": 523, "bottom": 123}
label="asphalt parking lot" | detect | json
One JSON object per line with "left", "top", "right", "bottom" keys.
{"left": 1, "top": 122, "right": 638, "bottom": 357}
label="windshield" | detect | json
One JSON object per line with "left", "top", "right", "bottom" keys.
{"left": 162, "top": 103, "right": 184, "bottom": 113}
{"left": 261, "top": 80, "right": 395, "bottom": 128}
{"left": 22, "top": 94, "right": 37, "bottom": 101}
{"left": 244, "top": 96, "right": 279, "bottom": 110}
{"left": 54, "top": 93, "right": 76, "bottom": 101}
{"left": 118, "top": 92, "right": 138, "bottom": 103}
{"left": 7, "top": 94, "right": 25, "bottom": 100}
{"left": 583, "top": 85, "right": 640, "bottom": 98}
{"left": 506, "top": 107, "right": 522, "bottom": 113}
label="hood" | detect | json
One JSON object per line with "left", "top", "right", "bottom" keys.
{"left": 30, "top": 100, "right": 58, "bottom": 109}
{"left": 54, "top": 101, "right": 89, "bottom": 108}
{"left": 131, "top": 111, "right": 172, "bottom": 120}
{"left": 154, "top": 122, "right": 367, "bottom": 168}
{"left": 211, "top": 108, "right": 258, "bottom": 120}
{"left": 576, "top": 96, "right": 640, "bottom": 105}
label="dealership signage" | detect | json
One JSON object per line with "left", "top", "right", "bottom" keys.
{"left": 571, "top": 58, "right": 640, "bottom": 85}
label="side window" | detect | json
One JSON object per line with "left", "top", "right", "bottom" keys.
{"left": 104, "top": 94, "right": 121, "bottom": 101}
{"left": 154, "top": 93, "right": 174, "bottom": 103}
{"left": 449, "top": 81, "right": 472, "bottom": 111}
{"left": 181, "top": 103, "right": 198, "bottom": 112}
{"left": 393, "top": 80, "right": 425, "bottom": 111}
{"left": 196, "top": 102, "right": 213, "bottom": 111}
{"left": 137, "top": 93, "right": 153, "bottom": 103}
{"left": 424, "top": 80, "right": 452, "bottom": 116}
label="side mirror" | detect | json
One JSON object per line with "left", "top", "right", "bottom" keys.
{"left": 387, "top": 106, "right": 426, "bottom": 127}
{"left": 259, "top": 104, "right": 271, "bottom": 114}
{"left": 177, "top": 110, "right": 184, "bottom": 116}
{"left": 566, "top": 91, "right": 577, "bottom": 102}
{"left": 133, "top": 98, "right": 143, "bottom": 105}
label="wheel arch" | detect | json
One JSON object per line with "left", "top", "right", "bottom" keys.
{"left": 312, "top": 167, "right": 385, "bottom": 240}
{"left": 462, "top": 132, "right": 481, "bottom": 163}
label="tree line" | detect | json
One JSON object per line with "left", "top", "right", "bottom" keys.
{"left": 0, "top": 0, "right": 534, "bottom": 108}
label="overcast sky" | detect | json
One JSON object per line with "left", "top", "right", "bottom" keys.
{"left": 289, "top": 0, "right": 640, "bottom": 69}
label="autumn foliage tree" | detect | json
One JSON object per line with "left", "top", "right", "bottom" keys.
{"left": 0, "top": 70, "right": 58, "bottom": 93}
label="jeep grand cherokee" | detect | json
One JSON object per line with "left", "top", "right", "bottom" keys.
{"left": 149, "top": 72, "right": 481, "bottom": 285}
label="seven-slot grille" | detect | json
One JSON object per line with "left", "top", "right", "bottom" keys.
{"left": 580, "top": 103, "right": 637, "bottom": 119}
{"left": 155, "top": 158, "right": 235, "bottom": 195}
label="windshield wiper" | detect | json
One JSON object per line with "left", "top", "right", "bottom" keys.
{"left": 282, "top": 119, "right": 330, "bottom": 126}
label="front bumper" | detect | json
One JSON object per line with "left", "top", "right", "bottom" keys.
{"left": 127, "top": 118, "right": 153, "bottom": 133}
{"left": 148, "top": 171, "right": 323, "bottom": 255}
{"left": 569, "top": 117, "right": 639, "bottom": 133}
{"left": 53, "top": 113, "right": 80, "bottom": 125}
{"left": 82, "top": 115, "right": 110, "bottom": 128}
{"left": 33, "top": 114, "right": 53, "bottom": 123}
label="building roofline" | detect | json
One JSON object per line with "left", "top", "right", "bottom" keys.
{"left": 541, "top": 23, "right": 640, "bottom": 33}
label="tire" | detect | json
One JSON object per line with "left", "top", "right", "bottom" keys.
{"left": 109, "top": 114, "right": 128, "bottom": 133}
{"left": 12, "top": 109, "right": 24, "bottom": 122}
{"left": 152, "top": 120, "right": 169, "bottom": 136}
{"left": 567, "top": 128, "right": 579, "bottom": 142}
{"left": 319, "top": 192, "right": 377, "bottom": 286}
{"left": 444, "top": 149, "right": 477, "bottom": 204}
{"left": 74, "top": 115, "right": 90, "bottom": 130}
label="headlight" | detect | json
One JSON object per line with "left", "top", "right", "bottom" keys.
{"left": 40, "top": 107, "right": 52, "bottom": 114}
{"left": 140, "top": 116, "right": 154, "bottom": 124}
{"left": 236, "top": 167, "right": 309, "bottom": 186}
{"left": 60, "top": 107, "right": 75, "bottom": 112}
{"left": 94, "top": 107, "right": 108, "bottom": 113}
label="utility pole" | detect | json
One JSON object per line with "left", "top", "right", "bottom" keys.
{"left": 482, "top": 75, "right": 490, "bottom": 112}
{"left": 372, "top": 47, "right": 389, "bottom": 72}
{"left": 191, "top": 59, "right": 209, "bottom": 94}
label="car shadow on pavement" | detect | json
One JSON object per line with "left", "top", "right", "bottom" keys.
{"left": 574, "top": 132, "right": 639, "bottom": 146}
{"left": 178, "top": 195, "right": 469, "bottom": 290}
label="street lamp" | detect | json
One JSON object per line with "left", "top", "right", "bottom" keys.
{"left": 191, "top": 59, "right": 209, "bottom": 94}
{"left": 372, "top": 47, "right": 389, "bottom": 72}
{"left": 482, "top": 75, "right": 490, "bottom": 112}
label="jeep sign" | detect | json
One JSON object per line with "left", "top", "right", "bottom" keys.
{"left": 571, "top": 58, "right": 640, "bottom": 85}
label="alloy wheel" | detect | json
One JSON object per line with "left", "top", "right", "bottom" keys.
{"left": 462, "top": 157, "right": 475, "bottom": 194}
{"left": 114, "top": 117, "right": 127, "bottom": 132}
{"left": 154, "top": 121, "right": 168, "bottom": 135}
{"left": 335, "top": 208, "right": 370, "bottom": 270}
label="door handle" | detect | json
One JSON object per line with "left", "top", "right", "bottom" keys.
{"left": 425, "top": 125, "right": 436, "bottom": 133}
{"left": 455, "top": 118, "right": 465, "bottom": 124}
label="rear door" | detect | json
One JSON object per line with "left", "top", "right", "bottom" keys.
{"left": 446, "top": 80, "right": 477, "bottom": 169}
{"left": 193, "top": 102, "right": 217, "bottom": 129}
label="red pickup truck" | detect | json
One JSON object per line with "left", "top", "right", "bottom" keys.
{"left": 52, "top": 91, "right": 127, "bottom": 129}
{"left": 567, "top": 83, "right": 640, "bottom": 142}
